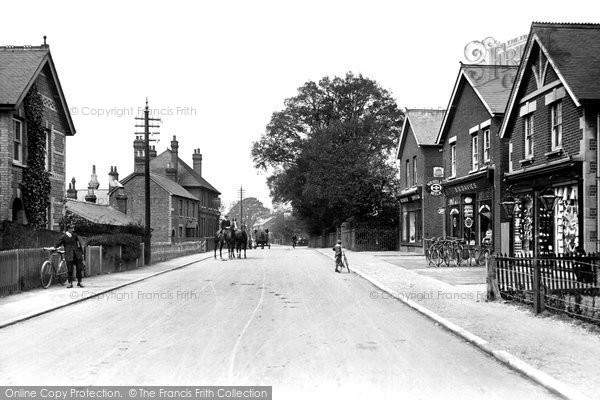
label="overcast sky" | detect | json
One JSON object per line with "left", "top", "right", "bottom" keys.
{"left": 2, "top": 0, "right": 599, "bottom": 211}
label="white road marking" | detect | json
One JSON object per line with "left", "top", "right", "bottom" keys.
{"left": 228, "top": 263, "right": 266, "bottom": 380}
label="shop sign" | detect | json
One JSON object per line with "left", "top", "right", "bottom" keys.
{"left": 464, "top": 204, "right": 474, "bottom": 218}
{"left": 427, "top": 180, "right": 443, "bottom": 196}
{"left": 400, "top": 193, "right": 421, "bottom": 203}
{"left": 444, "top": 177, "right": 490, "bottom": 197}
{"left": 438, "top": 208, "right": 445, "bottom": 214}
{"left": 465, "top": 217, "right": 473, "bottom": 228}
{"left": 433, "top": 167, "right": 444, "bottom": 178}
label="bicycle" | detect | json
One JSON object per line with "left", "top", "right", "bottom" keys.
{"left": 474, "top": 241, "right": 493, "bottom": 266}
{"left": 335, "top": 251, "right": 350, "bottom": 273}
{"left": 40, "top": 247, "right": 68, "bottom": 288}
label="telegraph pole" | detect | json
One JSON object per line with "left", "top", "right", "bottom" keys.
{"left": 135, "top": 99, "right": 160, "bottom": 265}
{"left": 238, "top": 185, "right": 245, "bottom": 226}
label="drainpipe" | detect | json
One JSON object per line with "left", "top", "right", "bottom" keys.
{"left": 597, "top": 112, "right": 600, "bottom": 253}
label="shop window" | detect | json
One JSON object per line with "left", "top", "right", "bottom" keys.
{"left": 483, "top": 129, "right": 491, "bottom": 162}
{"left": 401, "top": 203, "right": 422, "bottom": 244}
{"left": 524, "top": 115, "right": 534, "bottom": 158}
{"left": 478, "top": 202, "right": 492, "bottom": 245}
{"left": 551, "top": 102, "right": 562, "bottom": 150}
{"left": 513, "top": 195, "right": 533, "bottom": 255}
{"left": 471, "top": 135, "right": 478, "bottom": 171}
{"left": 555, "top": 185, "right": 578, "bottom": 254}
{"left": 450, "top": 145, "right": 456, "bottom": 177}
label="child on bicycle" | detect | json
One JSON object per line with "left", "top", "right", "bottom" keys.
{"left": 333, "top": 240, "right": 343, "bottom": 273}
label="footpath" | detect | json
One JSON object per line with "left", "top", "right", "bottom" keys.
{"left": 0, "top": 253, "right": 213, "bottom": 329}
{"left": 316, "top": 249, "right": 600, "bottom": 400}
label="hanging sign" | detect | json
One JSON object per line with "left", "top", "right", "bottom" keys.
{"left": 427, "top": 180, "right": 443, "bottom": 196}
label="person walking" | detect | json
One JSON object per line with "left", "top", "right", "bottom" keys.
{"left": 53, "top": 224, "right": 86, "bottom": 288}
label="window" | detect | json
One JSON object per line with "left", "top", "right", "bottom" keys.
{"left": 412, "top": 156, "right": 417, "bottom": 186}
{"left": 45, "top": 129, "right": 52, "bottom": 171}
{"left": 179, "top": 200, "right": 183, "bottom": 216}
{"left": 525, "top": 115, "right": 534, "bottom": 158}
{"left": 551, "top": 101, "right": 562, "bottom": 150}
{"left": 450, "top": 144, "right": 456, "bottom": 177}
{"left": 472, "top": 135, "right": 479, "bottom": 171}
{"left": 405, "top": 159, "right": 410, "bottom": 187}
{"left": 13, "top": 119, "right": 23, "bottom": 163}
{"left": 483, "top": 129, "right": 491, "bottom": 162}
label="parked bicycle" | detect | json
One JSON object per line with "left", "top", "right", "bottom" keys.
{"left": 40, "top": 247, "right": 68, "bottom": 288}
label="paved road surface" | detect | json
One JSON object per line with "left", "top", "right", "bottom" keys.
{"left": 0, "top": 247, "right": 557, "bottom": 399}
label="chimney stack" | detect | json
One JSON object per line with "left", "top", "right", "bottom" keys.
{"left": 66, "top": 177, "right": 77, "bottom": 199}
{"left": 166, "top": 135, "right": 179, "bottom": 182}
{"left": 149, "top": 145, "right": 157, "bottom": 159}
{"left": 85, "top": 166, "right": 98, "bottom": 203}
{"left": 133, "top": 136, "right": 145, "bottom": 173}
{"left": 115, "top": 187, "right": 128, "bottom": 215}
{"left": 192, "top": 148, "right": 202, "bottom": 176}
{"left": 108, "top": 166, "right": 122, "bottom": 190}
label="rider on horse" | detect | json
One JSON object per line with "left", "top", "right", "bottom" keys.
{"left": 218, "top": 215, "right": 232, "bottom": 237}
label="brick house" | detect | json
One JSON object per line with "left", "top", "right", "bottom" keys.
{"left": 112, "top": 136, "right": 220, "bottom": 243}
{"left": 500, "top": 23, "right": 600, "bottom": 255}
{"left": 396, "top": 109, "right": 445, "bottom": 253}
{"left": 436, "top": 64, "right": 517, "bottom": 251}
{"left": 0, "top": 42, "right": 75, "bottom": 230}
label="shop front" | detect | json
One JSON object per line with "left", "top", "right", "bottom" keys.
{"left": 504, "top": 161, "right": 583, "bottom": 256}
{"left": 399, "top": 187, "right": 423, "bottom": 251}
{"left": 510, "top": 183, "right": 581, "bottom": 255}
{"left": 443, "top": 172, "right": 493, "bottom": 246}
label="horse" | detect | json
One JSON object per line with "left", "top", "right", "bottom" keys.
{"left": 214, "top": 228, "right": 236, "bottom": 259}
{"left": 234, "top": 225, "right": 248, "bottom": 259}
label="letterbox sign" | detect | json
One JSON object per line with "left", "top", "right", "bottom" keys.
{"left": 433, "top": 167, "right": 444, "bottom": 178}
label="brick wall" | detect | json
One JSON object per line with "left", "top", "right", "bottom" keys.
{"left": 441, "top": 82, "right": 491, "bottom": 178}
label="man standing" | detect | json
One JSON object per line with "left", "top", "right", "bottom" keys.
{"left": 54, "top": 224, "right": 86, "bottom": 288}
{"left": 333, "top": 240, "right": 343, "bottom": 273}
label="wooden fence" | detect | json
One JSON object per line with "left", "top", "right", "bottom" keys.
{"left": 494, "top": 253, "right": 600, "bottom": 324}
{"left": 1, "top": 239, "right": 208, "bottom": 297}
{"left": 309, "top": 227, "right": 398, "bottom": 251}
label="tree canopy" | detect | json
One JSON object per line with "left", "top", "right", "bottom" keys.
{"left": 225, "top": 197, "right": 271, "bottom": 230}
{"left": 252, "top": 72, "right": 404, "bottom": 234}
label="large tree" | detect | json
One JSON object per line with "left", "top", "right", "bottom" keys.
{"left": 225, "top": 197, "right": 271, "bottom": 230}
{"left": 252, "top": 72, "right": 404, "bottom": 234}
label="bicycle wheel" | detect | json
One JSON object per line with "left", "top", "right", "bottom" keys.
{"left": 477, "top": 249, "right": 491, "bottom": 266}
{"left": 40, "top": 261, "right": 53, "bottom": 288}
{"left": 343, "top": 254, "right": 350, "bottom": 272}
{"left": 430, "top": 247, "right": 442, "bottom": 267}
{"left": 56, "top": 260, "right": 68, "bottom": 285}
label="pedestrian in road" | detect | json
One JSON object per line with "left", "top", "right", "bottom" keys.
{"left": 53, "top": 223, "right": 86, "bottom": 288}
{"left": 333, "top": 240, "right": 343, "bottom": 273}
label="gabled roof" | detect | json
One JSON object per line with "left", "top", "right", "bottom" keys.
{"left": 437, "top": 64, "right": 517, "bottom": 144}
{"left": 65, "top": 199, "right": 136, "bottom": 226}
{"left": 150, "top": 150, "right": 220, "bottom": 194}
{"left": 396, "top": 109, "right": 445, "bottom": 159}
{"left": 0, "top": 45, "right": 75, "bottom": 135}
{"left": 500, "top": 22, "right": 600, "bottom": 138}
{"left": 120, "top": 172, "right": 198, "bottom": 201}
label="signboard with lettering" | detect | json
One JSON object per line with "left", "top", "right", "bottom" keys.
{"left": 443, "top": 177, "right": 490, "bottom": 197}
{"left": 427, "top": 180, "right": 443, "bottom": 197}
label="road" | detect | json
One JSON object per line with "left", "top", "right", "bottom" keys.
{"left": 0, "top": 247, "right": 557, "bottom": 399}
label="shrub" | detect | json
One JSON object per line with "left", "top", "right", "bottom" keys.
{"left": 86, "top": 233, "right": 142, "bottom": 262}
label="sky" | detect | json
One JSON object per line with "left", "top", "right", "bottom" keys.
{"left": 1, "top": 0, "right": 599, "bottom": 211}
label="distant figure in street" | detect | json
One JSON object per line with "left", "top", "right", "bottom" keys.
{"left": 53, "top": 224, "right": 86, "bottom": 288}
{"left": 333, "top": 240, "right": 343, "bottom": 273}
{"left": 292, "top": 234, "right": 298, "bottom": 248}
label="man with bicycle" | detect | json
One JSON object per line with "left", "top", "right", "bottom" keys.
{"left": 333, "top": 240, "right": 343, "bottom": 273}
{"left": 53, "top": 224, "right": 86, "bottom": 288}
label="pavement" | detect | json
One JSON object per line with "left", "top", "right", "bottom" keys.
{"left": 316, "top": 249, "right": 600, "bottom": 400}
